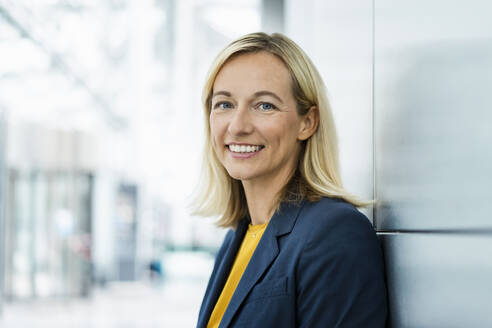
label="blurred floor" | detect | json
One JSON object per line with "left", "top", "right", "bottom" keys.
{"left": 0, "top": 277, "right": 208, "bottom": 328}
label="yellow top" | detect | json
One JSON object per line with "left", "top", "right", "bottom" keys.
{"left": 207, "top": 221, "right": 269, "bottom": 328}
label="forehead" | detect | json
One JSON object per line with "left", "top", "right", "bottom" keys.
{"left": 213, "top": 51, "right": 293, "bottom": 94}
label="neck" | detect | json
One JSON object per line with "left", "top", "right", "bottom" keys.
{"left": 242, "top": 167, "right": 296, "bottom": 226}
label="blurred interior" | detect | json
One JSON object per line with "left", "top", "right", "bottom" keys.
{"left": 0, "top": 0, "right": 266, "bottom": 326}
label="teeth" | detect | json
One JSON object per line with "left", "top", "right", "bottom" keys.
{"left": 229, "top": 144, "right": 262, "bottom": 153}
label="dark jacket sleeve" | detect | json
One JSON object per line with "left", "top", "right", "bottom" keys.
{"left": 296, "top": 207, "right": 387, "bottom": 327}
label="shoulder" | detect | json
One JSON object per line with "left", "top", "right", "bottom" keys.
{"left": 294, "top": 197, "right": 384, "bottom": 280}
{"left": 223, "top": 228, "right": 235, "bottom": 243}
{"left": 293, "top": 199, "right": 388, "bottom": 327}
{"left": 296, "top": 197, "right": 376, "bottom": 248}
{"left": 222, "top": 228, "right": 237, "bottom": 248}
{"left": 214, "top": 228, "right": 235, "bottom": 259}
{"left": 298, "top": 197, "right": 374, "bottom": 235}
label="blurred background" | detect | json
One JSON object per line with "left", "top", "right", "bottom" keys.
{"left": 0, "top": 0, "right": 299, "bottom": 327}
{"left": 0, "top": 0, "right": 262, "bottom": 327}
{"left": 1, "top": 0, "right": 491, "bottom": 327}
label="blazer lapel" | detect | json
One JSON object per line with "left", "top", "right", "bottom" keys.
{"left": 198, "top": 220, "right": 248, "bottom": 328}
{"left": 218, "top": 201, "right": 304, "bottom": 328}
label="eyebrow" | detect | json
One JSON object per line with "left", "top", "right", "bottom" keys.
{"left": 253, "top": 91, "right": 283, "bottom": 104}
{"left": 212, "top": 90, "right": 283, "bottom": 103}
{"left": 212, "top": 91, "right": 231, "bottom": 98}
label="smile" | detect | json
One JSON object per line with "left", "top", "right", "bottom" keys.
{"left": 227, "top": 144, "right": 264, "bottom": 153}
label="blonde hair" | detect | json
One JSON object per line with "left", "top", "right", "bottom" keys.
{"left": 191, "top": 32, "right": 371, "bottom": 228}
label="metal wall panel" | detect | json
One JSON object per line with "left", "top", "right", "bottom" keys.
{"left": 375, "top": 0, "right": 492, "bottom": 230}
{"left": 285, "top": 1, "right": 492, "bottom": 327}
{"left": 381, "top": 233, "right": 492, "bottom": 328}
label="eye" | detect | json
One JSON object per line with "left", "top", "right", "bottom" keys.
{"left": 256, "top": 102, "right": 277, "bottom": 111}
{"left": 213, "top": 101, "right": 233, "bottom": 110}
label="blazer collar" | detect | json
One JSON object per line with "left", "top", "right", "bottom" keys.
{"left": 218, "top": 200, "right": 305, "bottom": 328}
{"left": 198, "top": 219, "right": 248, "bottom": 328}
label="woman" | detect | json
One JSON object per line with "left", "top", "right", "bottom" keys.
{"left": 193, "top": 32, "right": 387, "bottom": 328}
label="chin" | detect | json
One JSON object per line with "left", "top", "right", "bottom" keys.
{"left": 225, "top": 168, "right": 256, "bottom": 181}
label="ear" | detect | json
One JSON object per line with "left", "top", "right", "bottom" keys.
{"left": 297, "top": 106, "right": 319, "bottom": 141}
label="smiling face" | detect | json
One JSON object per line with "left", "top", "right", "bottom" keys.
{"left": 210, "top": 51, "right": 313, "bottom": 186}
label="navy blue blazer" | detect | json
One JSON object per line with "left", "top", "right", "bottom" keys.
{"left": 197, "top": 197, "right": 387, "bottom": 327}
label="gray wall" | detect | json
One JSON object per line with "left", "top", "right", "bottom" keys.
{"left": 375, "top": 1, "right": 492, "bottom": 327}
{"left": 286, "top": 0, "right": 492, "bottom": 327}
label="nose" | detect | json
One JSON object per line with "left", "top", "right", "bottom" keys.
{"left": 227, "top": 105, "right": 254, "bottom": 136}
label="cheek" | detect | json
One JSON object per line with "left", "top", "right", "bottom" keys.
{"left": 272, "top": 124, "right": 302, "bottom": 154}
{"left": 266, "top": 123, "right": 297, "bottom": 147}
{"left": 209, "top": 116, "right": 224, "bottom": 147}
{"left": 209, "top": 115, "right": 219, "bottom": 137}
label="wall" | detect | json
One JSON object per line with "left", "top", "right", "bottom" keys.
{"left": 286, "top": 0, "right": 492, "bottom": 326}
{"left": 375, "top": 1, "right": 492, "bottom": 326}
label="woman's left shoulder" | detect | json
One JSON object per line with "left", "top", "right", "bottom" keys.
{"left": 297, "top": 197, "right": 376, "bottom": 243}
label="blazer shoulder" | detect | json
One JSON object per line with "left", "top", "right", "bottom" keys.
{"left": 213, "top": 228, "right": 235, "bottom": 259}
{"left": 295, "top": 198, "right": 387, "bottom": 327}
{"left": 298, "top": 197, "right": 375, "bottom": 245}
